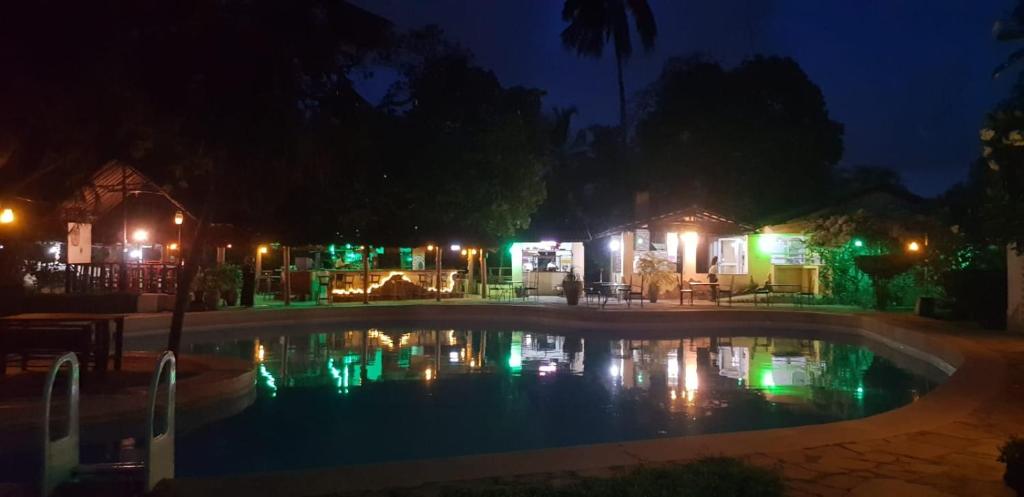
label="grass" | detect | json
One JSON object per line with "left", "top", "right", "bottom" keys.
{"left": 439, "top": 458, "right": 783, "bottom": 497}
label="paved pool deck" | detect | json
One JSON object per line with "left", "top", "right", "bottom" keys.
{"left": 127, "top": 300, "right": 1021, "bottom": 497}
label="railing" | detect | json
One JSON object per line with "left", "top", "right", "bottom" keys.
{"left": 64, "top": 263, "right": 179, "bottom": 294}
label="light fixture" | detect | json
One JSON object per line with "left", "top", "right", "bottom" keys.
{"left": 608, "top": 239, "right": 620, "bottom": 251}
{"left": 258, "top": 245, "right": 268, "bottom": 254}
{"left": 0, "top": 208, "right": 14, "bottom": 224}
{"left": 427, "top": 244, "right": 435, "bottom": 252}
{"left": 681, "top": 231, "right": 699, "bottom": 245}
{"left": 853, "top": 239, "right": 864, "bottom": 248}
{"left": 226, "top": 243, "right": 233, "bottom": 249}
{"left": 907, "top": 241, "right": 921, "bottom": 252}
{"left": 174, "top": 210, "right": 184, "bottom": 225}
{"left": 132, "top": 229, "right": 149, "bottom": 243}
{"left": 470, "top": 249, "right": 477, "bottom": 255}
{"left": 450, "top": 244, "right": 461, "bottom": 252}
{"left": 169, "top": 243, "right": 178, "bottom": 251}
{"left": 129, "top": 249, "right": 143, "bottom": 260}
{"left": 461, "top": 249, "right": 467, "bottom": 256}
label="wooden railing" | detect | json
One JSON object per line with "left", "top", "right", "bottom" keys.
{"left": 64, "top": 263, "right": 180, "bottom": 294}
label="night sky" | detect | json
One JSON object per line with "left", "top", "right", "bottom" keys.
{"left": 353, "top": 0, "right": 1017, "bottom": 197}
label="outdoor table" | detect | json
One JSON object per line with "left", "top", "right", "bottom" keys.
{"left": 597, "top": 283, "right": 628, "bottom": 308}
{"left": 757, "top": 284, "right": 803, "bottom": 306}
{"left": 0, "top": 313, "right": 126, "bottom": 375}
{"left": 688, "top": 282, "right": 720, "bottom": 303}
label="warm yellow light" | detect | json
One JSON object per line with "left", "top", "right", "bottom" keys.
{"left": 226, "top": 244, "right": 233, "bottom": 249}
{"left": 174, "top": 210, "right": 184, "bottom": 225}
{"left": 0, "top": 208, "right": 14, "bottom": 224}
{"left": 470, "top": 249, "right": 477, "bottom": 255}
{"left": 907, "top": 241, "right": 921, "bottom": 252}
{"left": 427, "top": 244, "right": 434, "bottom": 251}
{"left": 681, "top": 231, "right": 699, "bottom": 245}
{"left": 258, "top": 245, "right": 268, "bottom": 254}
{"left": 132, "top": 229, "right": 149, "bottom": 243}
{"left": 169, "top": 243, "right": 178, "bottom": 251}
{"left": 461, "top": 249, "right": 467, "bottom": 256}
{"left": 425, "top": 368, "right": 434, "bottom": 381}
{"left": 257, "top": 344, "right": 265, "bottom": 362}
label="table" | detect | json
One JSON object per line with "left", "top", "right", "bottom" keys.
{"left": 0, "top": 313, "right": 126, "bottom": 375}
{"left": 689, "top": 282, "right": 723, "bottom": 304}
{"left": 596, "top": 283, "right": 628, "bottom": 308}
{"left": 755, "top": 284, "right": 803, "bottom": 306}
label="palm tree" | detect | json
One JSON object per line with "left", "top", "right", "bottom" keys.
{"left": 994, "top": 2, "right": 1024, "bottom": 78}
{"left": 561, "top": 0, "right": 657, "bottom": 135}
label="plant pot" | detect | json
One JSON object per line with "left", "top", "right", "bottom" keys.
{"left": 203, "top": 289, "right": 221, "bottom": 310}
{"left": 1005, "top": 461, "right": 1024, "bottom": 495}
{"left": 563, "top": 281, "right": 582, "bottom": 305}
{"left": 648, "top": 284, "right": 659, "bottom": 303}
{"left": 223, "top": 288, "right": 239, "bottom": 307}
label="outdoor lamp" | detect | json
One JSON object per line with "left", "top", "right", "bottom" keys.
{"left": 450, "top": 244, "right": 461, "bottom": 252}
{"left": 132, "top": 229, "right": 149, "bottom": 243}
{"left": 681, "top": 231, "right": 699, "bottom": 246}
{"left": 608, "top": 239, "right": 621, "bottom": 251}
{"left": 0, "top": 208, "right": 14, "bottom": 224}
{"left": 907, "top": 241, "right": 921, "bottom": 253}
{"left": 853, "top": 239, "right": 864, "bottom": 248}
{"left": 174, "top": 210, "right": 184, "bottom": 225}
{"left": 259, "top": 245, "right": 269, "bottom": 254}
{"left": 470, "top": 249, "right": 477, "bottom": 255}
{"left": 427, "top": 244, "right": 435, "bottom": 251}
{"left": 169, "top": 243, "right": 178, "bottom": 251}
{"left": 226, "top": 244, "right": 233, "bottom": 249}
{"left": 461, "top": 249, "right": 467, "bottom": 256}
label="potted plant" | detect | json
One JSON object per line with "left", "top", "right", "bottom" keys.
{"left": 562, "top": 270, "right": 583, "bottom": 305}
{"left": 636, "top": 253, "right": 677, "bottom": 303}
{"left": 217, "top": 264, "right": 243, "bottom": 306}
{"left": 999, "top": 436, "right": 1024, "bottom": 494}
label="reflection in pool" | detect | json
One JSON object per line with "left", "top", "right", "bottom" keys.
{"left": 177, "top": 328, "right": 938, "bottom": 477}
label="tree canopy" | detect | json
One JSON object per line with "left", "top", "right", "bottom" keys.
{"left": 634, "top": 55, "right": 844, "bottom": 224}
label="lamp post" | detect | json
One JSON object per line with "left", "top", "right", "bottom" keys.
{"left": 0, "top": 207, "right": 14, "bottom": 225}
{"left": 174, "top": 210, "right": 184, "bottom": 264}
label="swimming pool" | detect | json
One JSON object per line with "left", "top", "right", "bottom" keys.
{"left": 170, "top": 326, "right": 941, "bottom": 477}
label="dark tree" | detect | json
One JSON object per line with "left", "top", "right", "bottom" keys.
{"left": 634, "top": 55, "right": 844, "bottom": 223}
{"left": 560, "top": 0, "right": 657, "bottom": 136}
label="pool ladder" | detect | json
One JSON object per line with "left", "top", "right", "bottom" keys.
{"left": 41, "top": 351, "right": 176, "bottom": 497}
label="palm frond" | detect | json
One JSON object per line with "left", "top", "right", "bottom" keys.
{"left": 626, "top": 0, "right": 657, "bottom": 51}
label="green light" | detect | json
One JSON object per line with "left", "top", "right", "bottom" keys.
{"left": 258, "top": 363, "right": 278, "bottom": 397}
{"left": 853, "top": 239, "right": 864, "bottom": 248}
{"left": 328, "top": 244, "right": 336, "bottom": 255}
{"left": 757, "top": 234, "right": 779, "bottom": 255}
{"left": 509, "top": 331, "right": 523, "bottom": 372}
{"left": 345, "top": 243, "right": 352, "bottom": 249}
{"left": 760, "top": 370, "right": 775, "bottom": 388}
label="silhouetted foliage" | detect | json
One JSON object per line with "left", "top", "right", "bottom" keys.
{"left": 634, "top": 55, "right": 844, "bottom": 224}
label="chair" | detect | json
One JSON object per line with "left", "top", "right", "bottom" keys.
{"left": 753, "top": 283, "right": 772, "bottom": 306}
{"left": 316, "top": 274, "right": 332, "bottom": 305}
{"left": 717, "top": 275, "right": 735, "bottom": 306}
{"left": 625, "top": 275, "right": 645, "bottom": 308}
{"left": 584, "top": 284, "right": 602, "bottom": 306}
{"left": 521, "top": 273, "right": 539, "bottom": 302}
{"left": 679, "top": 276, "right": 694, "bottom": 306}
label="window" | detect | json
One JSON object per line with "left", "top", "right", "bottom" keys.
{"left": 760, "top": 235, "right": 816, "bottom": 265}
{"left": 712, "top": 236, "right": 748, "bottom": 274}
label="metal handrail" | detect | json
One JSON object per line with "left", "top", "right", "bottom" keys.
{"left": 41, "top": 352, "right": 80, "bottom": 497}
{"left": 145, "top": 351, "right": 176, "bottom": 491}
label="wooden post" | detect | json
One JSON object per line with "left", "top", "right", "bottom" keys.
{"left": 467, "top": 251, "right": 475, "bottom": 295}
{"left": 435, "top": 247, "right": 442, "bottom": 302}
{"left": 119, "top": 164, "right": 128, "bottom": 291}
{"left": 215, "top": 246, "right": 226, "bottom": 265}
{"left": 480, "top": 250, "right": 488, "bottom": 299}
{"left": 362, "top": 247, "right": 369, "bottom": 305}
{"left": 282, "top": 246, "right": 291, "bottom": 306}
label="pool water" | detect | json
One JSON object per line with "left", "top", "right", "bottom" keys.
{"left": 176, "top": 328, "right": 939, "bottom": 477}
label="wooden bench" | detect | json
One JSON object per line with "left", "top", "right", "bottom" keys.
{"left": 0, "top": 313, "right": 125, "bottom": 376}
